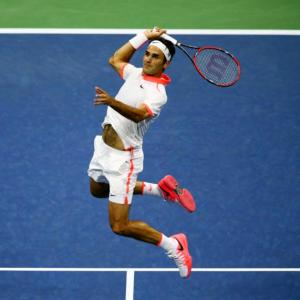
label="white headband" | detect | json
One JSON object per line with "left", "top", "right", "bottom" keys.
{"left": 149, "top": 40, "right": 172, "bottom": 62}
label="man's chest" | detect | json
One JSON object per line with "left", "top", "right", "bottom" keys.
{"left": 116, "top": 78, "right": 154, "bottom": 107}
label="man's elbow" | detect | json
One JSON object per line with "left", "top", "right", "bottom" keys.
{"left": 133, "top": 112, "right": 150, "bottom": 123}
{"left": 109, "top": 55, "right": 122, "bottom": 72}
{"left": 108, "top": 55, "right": 115, "bottom": 66}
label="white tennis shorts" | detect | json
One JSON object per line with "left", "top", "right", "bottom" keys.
{"left": 87, "top": 135, "right": 144, "bottom": 204}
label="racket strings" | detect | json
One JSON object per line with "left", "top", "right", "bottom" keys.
{"left": 194, "top": 49, "right": 239, "bottom": 86}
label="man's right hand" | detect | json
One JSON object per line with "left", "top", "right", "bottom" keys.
{"left": 144, "top": 27, "right": 167, "bottom": 40}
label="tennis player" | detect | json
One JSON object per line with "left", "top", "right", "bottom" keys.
{"left": 88, "top": 27, "right": 196, "bottom": 278}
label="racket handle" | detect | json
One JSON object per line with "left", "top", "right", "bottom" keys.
{"left": 161, "top": 33, "right": 178, "bottom": 46}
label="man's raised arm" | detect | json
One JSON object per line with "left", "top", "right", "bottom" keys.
{"left": 108, "top": 28, "right": 166, "bottom": 75}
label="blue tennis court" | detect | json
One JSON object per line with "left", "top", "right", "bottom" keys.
{"left": 0, "top": 32, "right": 300, "bottom": 299}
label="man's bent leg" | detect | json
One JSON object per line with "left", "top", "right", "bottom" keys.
{"left": 108, "top": 201, "right": 193, "bottom": 278}
{"left": 90, "top": 178, "right": 109, "bottom": 198}
{"left": 133, "top": 181, "right": 143, "bottom": 195}
{"left": 134, "top": 181, "right": 162, "bottom": 197}
{"left": 109, "top": 202, "right": 161, "bottom": 245}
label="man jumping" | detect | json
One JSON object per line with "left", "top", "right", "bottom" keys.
{"left": 88, "top": 27, "right": 196, "bottom": 278}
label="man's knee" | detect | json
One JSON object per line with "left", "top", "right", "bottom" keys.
{"left": 109, "top": 201, "right": 130, "bottom": 235}
{"left": 110, "top": 221, "right": 127, "bottom": 236}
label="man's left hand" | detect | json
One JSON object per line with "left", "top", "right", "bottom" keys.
{"left": 94, "top": 86, "right": 114, "bottom": 106}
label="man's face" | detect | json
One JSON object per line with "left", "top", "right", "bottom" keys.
{"left": 143, "top": 45, "right": 169, "bottom": 76}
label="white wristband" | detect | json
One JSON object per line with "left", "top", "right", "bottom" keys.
{"left": 129, "top": 32, "right": 148, "bottom": 49}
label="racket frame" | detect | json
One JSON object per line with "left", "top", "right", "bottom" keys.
{"left": 161, "top": 34, "right": 241, "bottom": 87}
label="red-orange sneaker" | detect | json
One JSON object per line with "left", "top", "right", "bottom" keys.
{"left": 158, "top": 175, "right": 196, "bottom": 213}
{"left": 167, "top": 233, "right": 192, "bottom": 278}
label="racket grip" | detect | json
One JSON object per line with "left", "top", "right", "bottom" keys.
{"left": 161, "top": 33, "right": 178, "bottom": 45}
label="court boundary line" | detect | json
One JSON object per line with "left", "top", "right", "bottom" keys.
{"left": 1, "top": 268, "right": 299, "bottom": 300}
{"left": 0, "top": 29, "right": 299, "bottom": 35}
{"left": 0, "top": 268, "right": 300, "bottom": 272}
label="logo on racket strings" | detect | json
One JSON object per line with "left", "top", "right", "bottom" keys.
{"left": 206, "top": 54, "right": 230, "bottom": 80}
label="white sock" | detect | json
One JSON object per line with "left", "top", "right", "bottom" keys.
{"left": 157, "top": 234, "right": 179, "bottom": 252}
{"left": 142, "top": 182, "right": 162, "bottom": 197}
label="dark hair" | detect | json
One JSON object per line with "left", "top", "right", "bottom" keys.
{"left": 152, "top": 37, "right": 176, "bottom": 61}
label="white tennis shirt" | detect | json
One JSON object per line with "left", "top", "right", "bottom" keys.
{"left": 102, "top": 63, "right": 171, "bottom": 149}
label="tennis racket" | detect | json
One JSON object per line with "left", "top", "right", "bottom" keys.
{"left": 162, "top": 33, "right": 241, "bottom": 87}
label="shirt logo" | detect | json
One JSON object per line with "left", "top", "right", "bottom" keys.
{"left": 139, "top": 84, "right": 144, "bottom": 89}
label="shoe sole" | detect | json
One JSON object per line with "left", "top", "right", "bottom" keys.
{"left": 160, "top": 175, "right": 196, "bottom": 213}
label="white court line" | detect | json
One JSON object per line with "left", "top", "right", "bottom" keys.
{"left": 125, "top": 269, "right": 135, "bottom": 300}
{"left": 0, "top": 29, "right": 299, "bottom": 35}
{"left": 0, "top": 267, "right": 299, "bottom": 272}
{"left": 1, "top": 268, "right": 299, "bottom": 300}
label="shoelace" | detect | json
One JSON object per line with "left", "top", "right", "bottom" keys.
{"left": 166, "top": 249, "right": 185, "bottom": 268}
{"left": 162, "top": 187, "right": 182, "bottom": 201}
{"left": 174, "top": 185, "right": 183, "bottom": 195}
